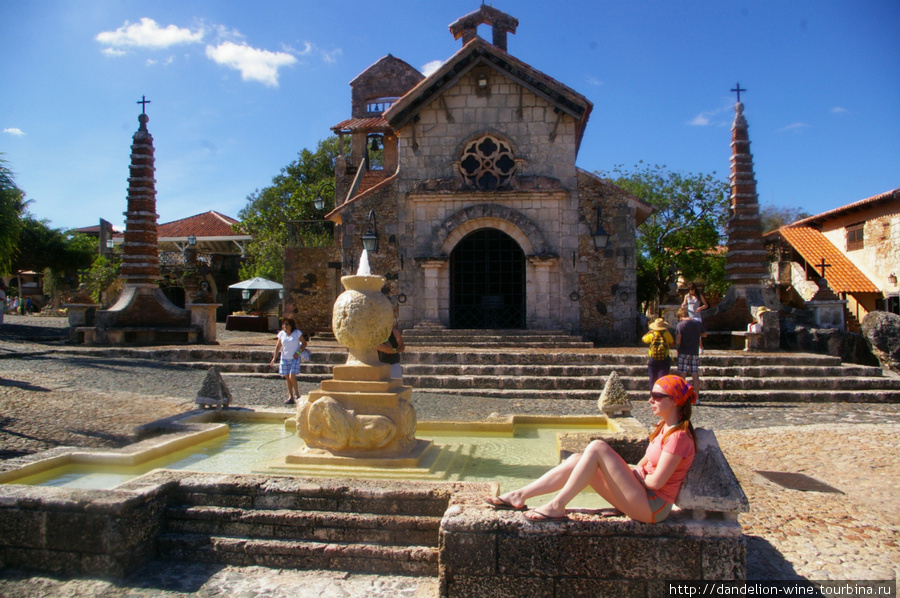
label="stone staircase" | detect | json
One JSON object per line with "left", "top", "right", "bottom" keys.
{"left": 403, "top": 328, "right": 595, "bottom": 349}
{"left": 156, "top": 475, "right": 445, "bottom": 575}
{"left": 60, "top": 333, "right": 900, "bottom": 403}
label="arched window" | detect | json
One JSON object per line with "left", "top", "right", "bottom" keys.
{"left": 458, "top": 136, "right": 516, "bottom": 191}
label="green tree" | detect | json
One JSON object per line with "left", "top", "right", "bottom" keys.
{"left": 0, "top": 156, "right": 29, "bottom": 274}
{"left": 759, "top": 203, "right": 811, "bottom": 233}
{"left": 237, "top": 136, "right": 340, "bottom": 280}
{"left": 602, "top": 163, "right": 731, "bottom": 307}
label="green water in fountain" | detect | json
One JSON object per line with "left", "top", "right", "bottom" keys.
{"left": 12, "top": 421, "right": 613, "bottom": 509}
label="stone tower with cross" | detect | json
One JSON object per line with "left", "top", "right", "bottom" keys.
{"left": 701, "top": 90, "right": 780, "bottom": 347}
{"left": 283, "top": 5, "right": 654, "bottom": 344}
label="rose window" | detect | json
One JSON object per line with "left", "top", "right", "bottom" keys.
{"left": 458, "top": 136, "right": 516, "bottom": 191}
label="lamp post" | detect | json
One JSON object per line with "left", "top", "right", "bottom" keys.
{"left": 592, "top": 207, "right": 610, "bottom": 250}
{"left": 314, "top": 181, "right": 334, "bottom": 211}
{"left": 361, "top": 210, "right": 378, "bottom": 253}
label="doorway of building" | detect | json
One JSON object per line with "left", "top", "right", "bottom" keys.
{"left": 450, "top": 228, "right": 525, "bottom": 329}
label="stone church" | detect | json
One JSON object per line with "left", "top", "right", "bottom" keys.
{"left": 284, "top": 6, "right": 651, "bottom": 344}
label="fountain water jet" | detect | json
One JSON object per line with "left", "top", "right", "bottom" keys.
{"left": 286, "top": 253, "right": 430, "bottom": 467}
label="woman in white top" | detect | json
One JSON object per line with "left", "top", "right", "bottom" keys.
{"left": 682, "top": 283, "right": 708, "bottom": 321}
{"left": 269, "top": 318, "right": 307, "bottom": 405}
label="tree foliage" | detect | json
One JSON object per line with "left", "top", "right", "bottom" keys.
{"left": 236, "top": 136, "right": 341, "bottom": 280}
{"left": 602, "top": 163, "right": 731, "bottom": 307}
{"left": 0, "top": 156, "right": 29, "bottom": 275}
{"left": 759, "top": 203, "right": 811, "bottom": 233}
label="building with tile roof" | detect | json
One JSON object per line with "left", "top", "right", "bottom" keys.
{"left": 286, "top": 5, "right": 652, "bottom": 343}
{"left": 766, "top": 187, "right": 900, "bottom": 327}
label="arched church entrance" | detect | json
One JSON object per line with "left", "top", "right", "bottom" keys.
{"left": 450, "top": 228, "right": 525, "bottom": 329}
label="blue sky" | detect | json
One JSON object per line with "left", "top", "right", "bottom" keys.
{"left": 2, "top": 0, "right": 898, "bottom": 231}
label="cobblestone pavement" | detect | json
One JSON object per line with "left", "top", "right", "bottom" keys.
{"left": 1, "top": 315, "right": 898, "bottom": 595}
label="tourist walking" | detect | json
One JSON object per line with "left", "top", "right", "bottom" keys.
{"left": 485, "top": 375, "right": 697, "bottom": 523}
{"left": 377, "top": 325, "right": 405, "bottom": 379}
{"left": 642, "top": 318, "right": 674, "bottom": 389}
{"left": 681, "top": 283, "right": 708, "bottom": 321}
{"left": 269, "top": 318, "right": 308, "bottom": 405}
{"left": 675, "top": 307, "right": 707, "bottom": 401}
{"left": 0, "top": 282, "right": 6, "bottom": 325}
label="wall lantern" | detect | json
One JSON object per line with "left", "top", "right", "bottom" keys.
{"left": 187, "top": 235, "right": 197, "bottom": 246}
{"left": 278, "top": 289, "right": 284, "bottom": 300}
{"left": 242, "top": 289, "right": 251, "bottom": 301}
{"left": 106, "top": 238, "right": 115, "bottom": 249}
{"left": 314, "top": 181, "right": 334, "bottom": 211}
{"left": 889, "top": 272, "right": 898, "bottom": 286}
{"left": 361, "top": 210, "right": 379, "bottom": 253}
{"left": 477, "top": 73, "right": 488, "bottom": 88}
{"left": 592, "top": 206, "right": 610, "bottom": 250}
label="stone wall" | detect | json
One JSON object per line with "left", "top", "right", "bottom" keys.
{"left": 395, "top": 69, "right": 579, "bottom": 187}
{"left": 576, "top": 172, "right": 639, "bottom": 345}
{"left": 282, "top": 245, "right": 342, "bottom": 334}
{"left": 0, "top": 482, "right": 167, "bottom": 577}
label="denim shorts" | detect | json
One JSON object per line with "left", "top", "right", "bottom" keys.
{"left": 279, "top": 357, "right": 301, "bottom": 376}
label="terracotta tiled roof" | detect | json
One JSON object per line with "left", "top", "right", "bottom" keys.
{"left": 777, "top": 226, "right": 879, "bottom": 294}
{"left": 157, "top": 211, "right": 247, "bottom": 239}
{"left": 331, "top": 117, "right": 393, "bottom": 133}
{"left": 790, "top": 187, "right": 899, "bottom": 228}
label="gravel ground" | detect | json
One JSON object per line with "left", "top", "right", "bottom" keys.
{"left": 1, "top": 314, "right": 898, "bottom": 595}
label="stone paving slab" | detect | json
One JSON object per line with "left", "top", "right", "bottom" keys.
{"left": 1, "top": 315, "right": 899, "bottom": 594}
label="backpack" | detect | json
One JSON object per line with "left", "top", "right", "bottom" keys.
{"left": 649, "top": 331, "right": 669, "bottom": 360}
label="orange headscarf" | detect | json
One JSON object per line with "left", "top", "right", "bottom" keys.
{"left": 655, "top": 375, "right": 697, "bottom": 406}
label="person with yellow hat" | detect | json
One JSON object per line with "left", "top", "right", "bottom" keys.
{"left": 642, "top": 317, "right": 675, "bottom": 389}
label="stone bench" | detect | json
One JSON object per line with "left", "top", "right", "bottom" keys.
{"left": 74, "top": 326, "right": 201, "bottom": 346}
{"left": 704, "top": 330, "right": 762, "bottom": 351}
{"left": 440, "top": 428, "right": 749, "bottom": 597}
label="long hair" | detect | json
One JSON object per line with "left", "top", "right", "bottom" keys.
{"left": 649, "top": 400, "right": 697, "bottom": 451}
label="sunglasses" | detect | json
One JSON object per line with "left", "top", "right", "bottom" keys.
{"left": 649, "top": 392, "right": 671, "bottom": 402}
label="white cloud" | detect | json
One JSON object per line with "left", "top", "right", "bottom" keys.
{"left": 421, "top": 60, "right": 444, "bottom": 77}
{"left": 586, "top": 76, "right": 604, "bottom": 87}
{"left": 688, "top": 113, "right": 711, "bottom": 126}
{"left": 102, "top": 47, "right": 127, "bottom": 57}
{"left": 780, "top": 122, "right": 811, "bottom": 132}
{"left": 3, "top": 128, "right": 25, "bottom": 136}
{"left": 320, "top": 48, "right": 342, "bottom": 64}
{"left": 96, "top": 18, "right": 204, "bottom": 51}
{"left": 205, "top": 41, "right": 296, "bottom": 87}
{"left": 831, "top": 107, "right": 848, "bottom": 114}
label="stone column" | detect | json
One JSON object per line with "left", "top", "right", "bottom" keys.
{"left": 187, "top": 303, "right": 221, "bottom": 344}
{"left": 528, "top": 255, "right": 556, "bottom": 329}
{"left": 416, "top": 258, "right": 447, "bottom": 328}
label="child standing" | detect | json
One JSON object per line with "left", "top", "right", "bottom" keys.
{"left": 642, "top": 318, "right": 675, "bottom": 389}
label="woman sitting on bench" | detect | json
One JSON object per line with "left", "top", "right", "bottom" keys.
{"left": 485, "top": 375, "right": 697, "bottom": 523}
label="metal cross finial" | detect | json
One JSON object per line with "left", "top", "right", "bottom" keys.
{"left": 137, "top": 95, "right": 151, "bottom": 114}
{"left": 731, "top": 83, "right": 747, "bottom": 103}
{"left": 816, "top": 257, "right": 831, "bottom": 279}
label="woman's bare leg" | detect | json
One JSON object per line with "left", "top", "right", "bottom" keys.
{"left": 497, "top": 453, "right": 582, "bottom": 509}
{"left": 530, "top": 440, "right": 652, "bottom": 522}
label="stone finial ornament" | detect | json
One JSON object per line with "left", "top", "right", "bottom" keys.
{"left": 598, "top": 371, "right": 631, "bottom": 417}
{"left": 194, "top": 367, "right": 232, "bottom": 410}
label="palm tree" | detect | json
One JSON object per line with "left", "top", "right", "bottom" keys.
{"left": 0, "top": 155, "right": 31, "bottom": 275}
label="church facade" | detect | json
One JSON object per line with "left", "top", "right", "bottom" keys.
{"left": 284, "top": 6, "right": 651, "bottom": 344}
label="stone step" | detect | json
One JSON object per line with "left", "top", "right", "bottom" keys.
{"left": 412, "top": 387, "right": 900, "bottom": 403}
{"left": 404, "top": 340, "right": 596, "bottom": 348}
{"left": 403, "top": 328, "right": 574, "bottom": 337}
{"left": 157, "top": 532, "right": 438, "bottom": 576}
{"left": 402, "top": 374, "right": 900, "bottom": 392}
{"left": 171, "top": 481, "right": 450, "bottom": 518}
{"left": 165, "top": 505, "right": 440, "bottom": 547}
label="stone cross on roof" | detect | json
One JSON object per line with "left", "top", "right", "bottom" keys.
{"left": 816, "top": 257, "right": 831, "bottom": 279}
{"left": 137, "top": 95, "right": 151, "bottom": 114}
{"left": 731, "top": 83, "right": 747, "bottom": 103}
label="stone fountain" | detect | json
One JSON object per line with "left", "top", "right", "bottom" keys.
{"left": 286, "top": 253, "right": 431, "bottom": 467}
